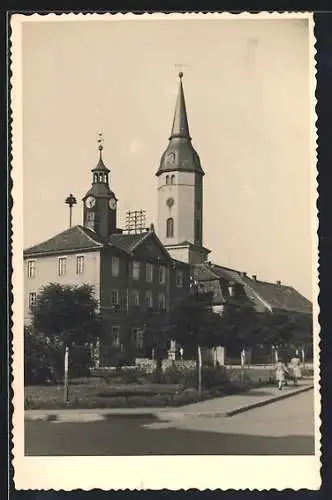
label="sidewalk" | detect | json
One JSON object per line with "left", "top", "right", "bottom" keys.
{"left": 25, "top": 380, "right": 313, "bottom": 423}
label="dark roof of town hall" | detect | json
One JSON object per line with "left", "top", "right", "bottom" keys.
{"left": 23, "top": 225, "right": 170, "bottom": 258}
{"left": 193, "top": 262, "right": 312, "bottom": 315}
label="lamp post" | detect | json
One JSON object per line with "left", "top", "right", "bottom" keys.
{"left": 65, "top": 193, "right": 77, "bottom": 228}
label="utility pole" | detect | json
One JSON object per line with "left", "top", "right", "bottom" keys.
{"left": 65, "top": 193, "right": 77, "bottom": 228}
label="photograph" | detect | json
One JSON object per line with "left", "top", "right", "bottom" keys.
{"left": 11, "top": 12, "right": 320, "bottom": 490}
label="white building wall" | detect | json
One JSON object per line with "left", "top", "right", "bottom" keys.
{"left": 157, "top": 171, "right": 195, "bottom": 246}
{"left": 24, "top": 250, "right": 101, "bottom": 324}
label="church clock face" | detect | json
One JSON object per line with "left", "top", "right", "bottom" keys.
{"left": 85, "top": 196, "right": 96, "bottom": 208}
{"left": 109, "top": 198, "right": 117, "bottom": 210}
{"left": 166, "top": 152, "right": 176, "bottom": 164}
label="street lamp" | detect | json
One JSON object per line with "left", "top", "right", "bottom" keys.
{"left": 65, "top": 193, "right": 77, "bottom": 228}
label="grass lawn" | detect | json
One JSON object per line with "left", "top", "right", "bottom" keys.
{"left": 24, "top": 367, "right": 285, "bottom": 410}
{"left": 24, "top": 378, "right": 203, "bottom": 410}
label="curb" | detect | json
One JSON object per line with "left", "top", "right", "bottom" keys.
{"left": 25, "top": 385, "right": 313, "bottom": 423}
{"left": 224, "top": 384, "right": 314, "bottom": 417}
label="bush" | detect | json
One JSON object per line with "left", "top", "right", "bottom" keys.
{"left": 159, "top": 365, "right": 197, "bottom": 387}
{"left": 24, "top": 328, "right": 92, "bottom": 385}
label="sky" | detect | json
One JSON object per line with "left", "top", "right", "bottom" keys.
{"left": 21, "top": 15, "right": 315, "bottom": 300}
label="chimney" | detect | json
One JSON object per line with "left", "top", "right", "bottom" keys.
{"left": 240, "top": 271, "right": 247, "bottom": 278}
{"left": 252, "top": 275, "right": 257, "bottom": 281}
{"left": 276, "top": 280, "right": 281, "bottom": 286}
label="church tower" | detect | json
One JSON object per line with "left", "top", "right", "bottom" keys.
{"left": 82, "top": 135, "right": 119, "bottom": 239}
{"left": 156, "top": 72, "right": 210, "bottom": 264}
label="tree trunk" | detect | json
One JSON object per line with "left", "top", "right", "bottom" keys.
{"left": 197, "top": 344, "right": 202, "bottom": 398}
{"left": 155, "top": 356, "right": 163, "bottom": 383}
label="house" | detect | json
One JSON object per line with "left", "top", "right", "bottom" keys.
{"left": 24, "top": 140, "right": 190, "bottom": 360}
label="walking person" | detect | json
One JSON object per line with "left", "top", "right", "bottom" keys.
{"left": 290, "top": 355, "right": 302, "bottom": 386}
{"left": 275, "top": 360, "right": 288, "bottom": 390}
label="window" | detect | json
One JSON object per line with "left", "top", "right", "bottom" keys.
{"left": 132, "top": 289, "right": 140, "bottom": 306}
{"left": 133, "top": 327, "right": 144, "bottom": 349}
{"left": 145, "top": 290, "right": 153, "bottom": 308}
{"left": 27, "top": 260, "right": 36, "bottom": 279}
{"left": 166, "top": 175, "right": 170, "bottom": 185}
{"left": 111, "top": 256, "right": 120, "bottom": 277}
{"left": 111, "top": 326, "right": 120, "bottom": 348}
{"left": 166, "top": 218, "right": 174, "bottom": 238}
{"left": 58, "top": 257, "right": 67, "bottom": 276}
{"left": 158, "top": 293, "right": 166, "bottom": 311}
{"left": 76, "top": 256, "right": 84, "bottom": 274}
{"left": 171, "top": 175, "right": 175, "bottom": 185}
{"left": 28, "top": 292, "right": 37, "bottom": 309}
{"left": 146, "top": 263, "right": 153, "bottom": 283}
{"left": 132, "top": 261, "right": 140, "bottom": 280}
{"left": 176, "top": 270, "right": 183, "bottom": 287}
{"left": 159, "top": 265, "right": 166, "bottom": 284}
{"left": 111, "top": 289, "right": 120, "bottom": 305}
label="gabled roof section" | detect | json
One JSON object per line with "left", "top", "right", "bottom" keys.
{"left": 108, "top": 232, "right": 146, "bottom": 253}
{"left": 107, "top": 229, "right": 171, "bottom": 260}
{"left": 241, "top": 276, "right": 312, "bottom": 315}
{"left": 194, "top": 262, "right": 312, "bottom": 315}
{"left": 23, "top": 225, "right": 103, "bottom": 257}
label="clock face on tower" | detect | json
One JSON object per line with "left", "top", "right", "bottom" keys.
{"left": 166, "top": 152, "right": 176, "bottom": 164}
{"left": 109, "top": 198, "right": 117, "bottom": 210}
{"left": 85, "top": 196, "right": 96, "bottom": 208}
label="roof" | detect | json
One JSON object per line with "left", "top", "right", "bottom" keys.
{"left": 194, "top": 262, "right": 312, "bottom": 315}
{"left": 156, "top": 74, "right": 204, "bottom": 177}
{"left": 91, "top": 149, "right": 110, "bottom": 173}
{"left": 108, "top": 232, "right": 148, "bottom": 253}
{"left": 24, "top": 225, "right": 103, "bottom": 256}
{"left": 24, "top": 225, "right": 171, "bottom": 259}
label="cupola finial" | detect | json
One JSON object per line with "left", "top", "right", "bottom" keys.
{"left": 97, "top": 132, "right": 104, "bottom": 159}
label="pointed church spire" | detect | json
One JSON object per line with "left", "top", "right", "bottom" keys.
{"left": 170, "top": 72, "right": 191, "bottom": 140}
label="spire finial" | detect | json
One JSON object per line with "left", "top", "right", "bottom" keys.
{"left": 97, "top": 132, "right": 104, "bottom": 156}
{"left": 179, "top": 71, "right": 183, "bottom": 79}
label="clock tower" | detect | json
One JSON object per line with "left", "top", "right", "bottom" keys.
{"left": 156, "top": 73, "right": 210, "bottom": 264}
{"left": 82, "top": 136, "right": 118, "bottom": 239}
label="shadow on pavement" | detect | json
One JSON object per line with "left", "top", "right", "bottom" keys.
{"left": 25, "top": 415, "right": 315, "bottom": 456}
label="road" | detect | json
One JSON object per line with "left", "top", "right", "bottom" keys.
{"left": 25, "top": 390, "right": 315, "bottom": 456}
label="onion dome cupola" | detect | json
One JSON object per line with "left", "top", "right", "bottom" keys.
{"left": 82, "top": 134, "right": 118, "bottom": 238}
{"left": 156, "top": 72, "right": 204, "bottom": 177}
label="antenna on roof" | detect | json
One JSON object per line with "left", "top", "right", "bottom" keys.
{"left": 124, "top": 209, "right": 147, "bottom": 234}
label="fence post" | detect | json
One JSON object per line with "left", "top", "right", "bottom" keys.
{"left": 64, "top": 346, "right": 69, "bottom": 405}
{"left": 197, "top": 344, "right": 202, "bottom": 398}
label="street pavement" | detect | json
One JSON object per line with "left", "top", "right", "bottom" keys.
{"left": 25, "top": 389, "right": 315, "bottom": 456}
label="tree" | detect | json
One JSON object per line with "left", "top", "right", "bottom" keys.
{"left": 143, "top": 310, "right": 173, "bottom": 382}
{"left": 31, "top": 283, "right": 102, "bottom": 346}
{"left": 219, "top": 303, "right": 262, "bottom": 354}
{"left": 168, "top": 291, "right": 224, "bottom": 395}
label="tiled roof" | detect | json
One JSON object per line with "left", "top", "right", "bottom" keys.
{"left": 241, "top": 276, "right": 312, "bottom": 314}
{"left": 194, "top": 262, "right": 312, "bottom": 315}
{"left": 23, "top": 225, "right": 103, "bottom": 256}
{"left": 108, "top": 232, "right": 148, "bottom": 253}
